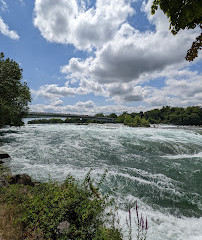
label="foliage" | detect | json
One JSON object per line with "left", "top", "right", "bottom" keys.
{"left": 28, "top": 118, "right": 66, "bottom": 124}
{"left": 28, "top": 117, "right": 115, "bottom": 124}
{"left": 144, "top": 106, "right": 202, "bottom": 125}
{"left": 124, "top": 115, "right": 135, "bottom": 126}
{"left": 140, "top": 118, "right": 150, "bottom": 128}
{"left": 117, "top": 113, "right": 150, "bottom": 127}
{"left": 116, "top": 112, "right": 127, "bottom": 124}
{"left": 0, "top": 52, "right": 31, "bottom": 127}
{"left": 28, "top": 106, "right": 202, "bottom": 127}
{"left": 151, "top": 0, "right": 202, "bottom": 61}
{"left": 94, "top": 113, "right": 105, "bottom": 117}
{"left": 0, "top": 174, "right": 122, "bottom": 240}
{"left": 116, "top": 106, "right": 202, "bottom": 126}
{"left": 28, "top": 118, "right": 106, "bottom": 124}
{"left": 107, "top": 113, "right": 118, "bottom": 119}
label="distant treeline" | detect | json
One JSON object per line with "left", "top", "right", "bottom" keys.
{"left": 28, "top": 118, "right": 104, "bottom": 124}
{"left": 28, "top": 106, "right": 202, "bottom": 127}
{"left": 141, "top": 106, "right": 202, "bottom": 125}
{"left": 116, "top": 106, "right": 202, "bottom": 126}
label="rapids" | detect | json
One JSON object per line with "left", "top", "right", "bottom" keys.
{"left": 0, "top": 123, "right": 202, "bottom": 240}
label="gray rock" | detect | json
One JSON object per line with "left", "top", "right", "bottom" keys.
{"left": 0, "top": 160, "right": 4, "bottom": 164}
{"left": 9, "top": 174, "right": 35, "bottom": 186}
{"left": 57, "top": 221, "right": 70, "bottom": 234}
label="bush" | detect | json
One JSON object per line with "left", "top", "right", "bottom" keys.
{"left": 122, "top": 114, "right": 150, "bottom": 127}
{"left": 0, "top": 174, "right": 122, "bottom": 240}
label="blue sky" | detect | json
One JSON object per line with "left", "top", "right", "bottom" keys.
{"left": 1, "top": 0, "right": 202, "bottom": 114}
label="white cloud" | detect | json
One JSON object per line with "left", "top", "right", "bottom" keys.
{"left": 31, "top": 80, "right": 107, "bottom": 99}
{"left": 0, "top": 17, "right": 19, "bottom": 39}
{"left": 31, "top": 66, "right": 202, "bottom": 114}
{"left": 75, "top": 100, "right": 95, "bottom": 109}
{"left": 143, "top": 69, "right": 202, "bottom": 107}
{"left": 52, "top": 99, "right": 63, "bottom": 106}
{"left": 59, "top": 0, "right": 200, "bottom": 106}
{"left": 33, "top": 0, "right": 134, "bottom": 50}
{"left": 30, "top": 100, "right": 146, "bottom": 115}
{"left": 63, "top": 19, "right": 197, "bottom": 85}
{"left": 33, "top": 0, "right": 202, "bottom": 110}
{"left": 33, "top": 63, "right": 202, "bottom": 110}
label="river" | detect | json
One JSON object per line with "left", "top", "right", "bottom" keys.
{"left": 0, "top": 123, "right": 202, "bottom": 240}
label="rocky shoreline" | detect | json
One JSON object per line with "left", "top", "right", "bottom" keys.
{"left": 0, "top": 150, "right": 122, "bottom": 240}
{"left": 0, "top": 150, "right": 36, "bottom": 188}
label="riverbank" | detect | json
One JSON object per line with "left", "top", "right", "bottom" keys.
{"left": 0, "top": 151, "right": 123, "bottom": 240}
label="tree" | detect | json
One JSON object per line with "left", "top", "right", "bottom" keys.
{"left": 123, "top": 114, "right": 134, "bottom": 125}
{"left": 94, "top": 113, "right": 105, "bottom": 117}
{"left": 133, "top": 116, "right": 142, "bottom": 126}
{"left": 141, "top": 118, "right": 150, "bottom": 127}
{"left": 151, "top": 0, "right": 202, "bottom": 61}
{"left": 116, "top": 112, "right": 127, "bottom": 123}
{"left": 107, "top": 113, "right": 118, "bottom": 119}
{"left": 0, "top": 52, "right": 31, "bottom": 127}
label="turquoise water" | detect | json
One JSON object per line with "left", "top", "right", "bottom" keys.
{"left": 0, "top": 124, "right": 202, "bottom": 240}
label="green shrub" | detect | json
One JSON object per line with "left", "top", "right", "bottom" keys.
{"left": 0, "top": 174, "right": 122, "bottom": 240}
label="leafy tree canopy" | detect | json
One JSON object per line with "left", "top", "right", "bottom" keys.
{"left": 107, "top": 113, "right": 118, "bottom": 119}
{"left": 0, "top": 52, "right": 31, "bottom": 127}
{"left": 151, "top": 0, "right": 202, "bottom": 61}
{"left": 94, "top": 113, "right": 105, "bottom": 117}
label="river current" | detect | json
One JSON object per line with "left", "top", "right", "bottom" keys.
{"left": 0, "top": 123, "right": 202, "bottom": 240}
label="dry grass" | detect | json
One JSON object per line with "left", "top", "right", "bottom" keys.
{"left": 0, "top": 203, "right": 24, "bottom": 240}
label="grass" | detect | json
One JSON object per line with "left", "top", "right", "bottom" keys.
{"left": 0, "top": 203, "right": 24, "bottom": 240}
{"left": 0, "top": 165, "right": 148, "bottom": 240}
{"left": 0, "top": 171, "right": 122, "bottom": 240}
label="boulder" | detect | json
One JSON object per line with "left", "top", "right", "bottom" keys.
{"left": 9, "top": 174, "right": 35, "bottom": 186}
{"left": 0, "top": 150, "right": 10, "bottom": 159}
{"left": 0, "top": 160, "right": 4, "bottom": 164}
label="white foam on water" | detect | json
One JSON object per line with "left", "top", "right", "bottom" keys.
{"left": 116, "top": 197, "right": 202, "bottom": 240}
{"left": 124, "top": 166, "right": 181, "bottom": 185}
{"left": 107, "top": 170, "right": 183, "bottom": 199}
{"left": 163, "top": 152, "right": 202, "bottom": 159}
{"left": 1, "top": 124, "right": 202, "bottom": 240}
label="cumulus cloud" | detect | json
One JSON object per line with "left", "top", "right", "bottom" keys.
{"left": 52, "top": 99, "right": 63, "bottom": 106}
{"left": 31, "top": 83, "right": 85, "bottom": 98}
{"left": 33, "top": 63, "right": 202, "bottom": 110}
{"left": 30, "top": 100, "right": 96, "bottom": 114}
{"left": 30, "top": 100, "right": 146, "bottom": 115}
{"left": 143, "top": 68, "right": 202, "bottom": 107}
{"left": 33, "top": 0, "right": 134, "bottom": 50}
{"left": 31, "top": 80, "right": 107, "bottom": 99}
{"left": 0, "top": 17, "right": 19, "bottom": 39}
{"left": 59, "top": 0, "right": 200, "bottom": 106}
{"left": 106, "top": 83, "right": 151, "bottom": 103}
{"left": 63, "top": 20, "right": 197, "bottom": 85}
{"left": 31, "top": 66, "right": 202, "bottom": 114}
{"left": 33, "top": 0, "right": 202, "bottom": 109}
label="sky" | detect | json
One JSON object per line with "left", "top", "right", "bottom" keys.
{"left": 1, "top": 0, "right": 202, "bottom": 115}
